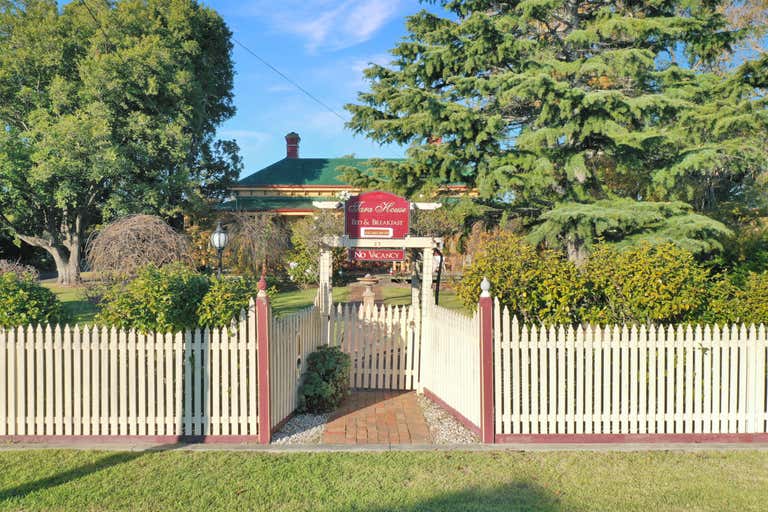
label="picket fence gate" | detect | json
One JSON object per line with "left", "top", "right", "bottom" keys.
{"left": 422, "top": 305, "right": 481, "bottom": 428}
{"left": 0, "top": 304, "right": 260, "bottom": 438}
{"left": 328, "top": 303, "right": 421, "bottom": 391}
{"left": 269, "top": 307, "right": 324, "bottom": 430}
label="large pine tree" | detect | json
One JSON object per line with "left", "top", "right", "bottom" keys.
{"left": 346, "top": 0, "right": 766, "bottom": 236}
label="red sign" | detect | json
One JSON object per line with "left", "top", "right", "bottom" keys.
{"left": 350, "top": 248, "right": 405, "bottom": 261}
{"left": 344, "top": 191, "right": 410, "bottom": 239}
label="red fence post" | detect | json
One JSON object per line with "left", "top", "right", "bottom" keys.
{"left": 479, "top": 277, "right": 495, "bottom": 443}
{"left": 256, "top": 270, "right": 271, "bottom": 444}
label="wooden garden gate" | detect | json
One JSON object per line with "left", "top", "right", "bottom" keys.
{"left": 327, "top": 302, "right": 421, "bottom": 391}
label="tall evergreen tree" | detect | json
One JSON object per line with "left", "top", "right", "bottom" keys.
{"left": 346, "top": 0, "right": 766, "bottom": 219}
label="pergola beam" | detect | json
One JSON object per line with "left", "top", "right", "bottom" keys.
{"left": 322, "top": 235, "right": 442, "bottom": 249}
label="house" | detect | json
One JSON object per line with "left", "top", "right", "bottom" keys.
{"left": 219, "top": 132, "right": 473, "bottom": 216}
{"left": 220, "top": 132, "right": 374, "bottom": 216}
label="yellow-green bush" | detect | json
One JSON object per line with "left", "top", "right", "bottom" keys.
{"left": 580, "top": 244, "right": 711, "bottom": 324}
{"left": 197, "top": 276, "right": 259, "bottom": 328}
{"left": 0, "top": 273, "right": 64, "bottom": 327}
{"left": 96, "top": 264, "right": 210, "bottom": 332}
{"left": 458, "top": 237, "right": 723, "bottom": 325}
{"left": 456, "top": 232, "right": 586, "bottom": 324}
{"left": 706, "top": 272, "right": 768, "bottom": 325}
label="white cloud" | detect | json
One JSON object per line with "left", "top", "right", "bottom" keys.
{"left": 244, "top": 0, "right": 402, "bottom": 52}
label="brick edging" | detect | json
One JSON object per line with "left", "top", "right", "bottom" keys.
{"left": 495, "top": 433, "right": 768, "bottom": 444}
{"left": 422, "top": 388, "right": 480, "bottom": 436}
{"left": 0, "top": 435, "right": 261, "bottom": 445}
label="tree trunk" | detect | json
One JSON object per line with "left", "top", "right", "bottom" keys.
{"left": 566, "top": 238, "right": 589, "bottom": 266}
{"left": 1, "top": 214, "right": 82, "bottom": 286}
{"left": 47, "top": 245, "right": 80, "bottom": 286}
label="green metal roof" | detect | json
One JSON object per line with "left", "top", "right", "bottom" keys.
{"left": 236, "top": 158, "right": 402, "bottom": 187}
{"left": 217, "top": 196, "right": 332, "bottom": 211}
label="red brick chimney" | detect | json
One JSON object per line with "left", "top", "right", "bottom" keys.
{"left": 285, "top": 132, "right": 300, "bottom": 159}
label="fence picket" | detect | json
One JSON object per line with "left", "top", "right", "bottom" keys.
{"left": 35, "top": 326, "right": 45, "bottom": 435}
{"left": 248, "top": 300, "right": 257, "bottom": 437}
{"left": 628, "top": 325, "right": 637, "bottom": 434}
{"left": 529, "top": 324, "right": 540, "bottom": 435}
{"left": 566, "top": 326, "right": 575, "bottom": 434}
{"left": 712, "top": 325, "right": 722, "bottom": 433}
{"left": 593, "top": 326, "right": 602, "bottom": 433}
{"left": 15, "top": 327, "right": 24, "bottom": 435}
{"left": 576, "top": 326, "right": 584, "bottom": 434}
{"left": 694, "top": 325, "right": 703, "bottom": 433}
{"left": 647, "top": 326, "right": 657, "bottom": 434}
{"left": 638, "top": 325, "right": 647, "bottom": 434}
{"left": 0, "top": 328, "right": 5, "bottom": 436}
{"left": 81, "top": 326, "right": 91, "bottom": 436}
{"left": 175, "top": 332, "right": 184, "bottom": 436}
{"left": 505, "top": 308, "right": 517, "bottom": 434}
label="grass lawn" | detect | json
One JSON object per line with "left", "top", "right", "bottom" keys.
{"left": 43, "top": 283, "right": 468, "bottom": 323}
{"left": 273, "top": 285, "right": 468, "bottom": 315}
{"left": 0, "top": 450, "right": 765, "bottom": 511}
{"left": 41, "top": 284, "right": 99, "bottom": 325}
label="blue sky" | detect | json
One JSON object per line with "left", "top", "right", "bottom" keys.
{"left": 205, "top": 0, "right": 445, "bottom": 178}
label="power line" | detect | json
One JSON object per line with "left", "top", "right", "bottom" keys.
{"left": 79, "top": 1, "right": 347, "bottom": 123}
{"left": 232, "top": 37, "right": 348, "bottom": 123}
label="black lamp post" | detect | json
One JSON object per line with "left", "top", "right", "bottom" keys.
{"left": 210, "top": 221, "right": 229, "bottom": 279}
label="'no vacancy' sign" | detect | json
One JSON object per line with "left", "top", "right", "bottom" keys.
{"left": 349, "top": 248, "right": 405, "bottom": 261}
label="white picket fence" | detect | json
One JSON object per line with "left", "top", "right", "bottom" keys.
{"left": 493, "top": 300, "right": 768, "bottom": 435}
{"left": 329, "top": 303, "right": 420, "bottom": 390}
{"left": 422, "top": 305, "right": 481, "bottom": 428}
{"left": 0, "top": 307, "right": 259, "bottom": 437}
{"left": 269, "top": 307, "right": 324, "bottom": 430}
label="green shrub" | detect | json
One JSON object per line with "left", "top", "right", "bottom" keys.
{"left": 297, "top": 346, "right": 351, "bottom": 413}
{"left": 581, "top": 243, "right": 710, "bottom": 325}
{"left": 197, "top": 277, "right": 257, "bottom": 328}
{"left": 96, "top": 264, "right": 210, "bottom": 332}
{"left": 706, "top": 272, "right": 768, "bottom": 325}
{"left": 457, "top": 232, "right": 586, "bottom": 324}
{"left": 738, "top": 272, "right": 768, "bottom": 324}
{"left": 0, "top": 273, "right": 64, "bottom": 327}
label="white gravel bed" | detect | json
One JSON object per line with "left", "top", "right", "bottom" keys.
{"left": 271, "top": 414, "right": 328, "bottom": 445}
{"left": 417, "top": 394, "right": 479, "bottom": 444}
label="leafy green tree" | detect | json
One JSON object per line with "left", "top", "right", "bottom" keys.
{"left": 0, "top": 0, "right": 239, "bottom": 284}
{"left": 346, "top": 0, "right": 766, "bottom": 229}
{"left": 528, "top": 199, "right": 732, "bottom": 264}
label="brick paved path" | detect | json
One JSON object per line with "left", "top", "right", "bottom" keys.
{"left": 323, "top": 391, "right": 432, "bottom": 445}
